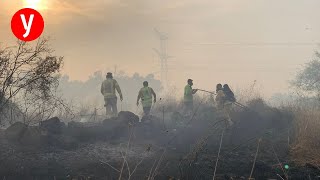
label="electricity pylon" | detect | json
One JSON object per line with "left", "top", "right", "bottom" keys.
{"left": 153, "top": 28, "right": 171, "bottom": 89}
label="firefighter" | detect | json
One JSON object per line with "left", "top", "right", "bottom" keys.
{"left": 215, "top": 83, "right": 234, "bottom": 127}
{"left": 101, "top": 72, "right": 123, "bottom": 118}
{"left": 136, "top": 81, "right": 157, "bottom": 116}
{"left": 183, "top": 79, "right": 198, "bottom": 114}
{"left": 215, "top": 84, "right": 224, "bottom": 110}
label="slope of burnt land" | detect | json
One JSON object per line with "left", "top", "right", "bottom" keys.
{"left": 0, "top": 102, "right": 319, "bottom": 180}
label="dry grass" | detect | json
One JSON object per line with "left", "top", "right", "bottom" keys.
{"left": 290, "top": 107, "right": 320, "bottom": 167}
{"left": 235, "top": 80, "right": 262, "bottom": 105}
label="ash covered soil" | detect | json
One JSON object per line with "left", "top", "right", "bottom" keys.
{"left": 0, "top": 100, "right": 319, "bottom": 180}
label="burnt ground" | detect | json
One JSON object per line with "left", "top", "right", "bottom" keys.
{"left": 0, "top": 101, "right": 320, "bottom": 180}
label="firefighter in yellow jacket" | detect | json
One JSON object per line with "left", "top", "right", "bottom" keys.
{"left": 215, "top": 84, "right": 225, "bottom": 110}
{"left": 101, "top": 72, "right": 123, "bottom": 118}
{"left": 136, "top": 81, "right": 157, "bottom": 116}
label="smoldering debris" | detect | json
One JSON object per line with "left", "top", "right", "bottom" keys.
{"left": 0, "top": 101, "right": 319, "bottom": 180}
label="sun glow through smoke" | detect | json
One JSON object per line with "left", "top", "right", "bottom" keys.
{"left": 23, "top": 0, "right": 47, "bottom": 10}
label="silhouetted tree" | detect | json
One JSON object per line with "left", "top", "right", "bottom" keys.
{"left": 0, "top": 38, "right": 63, "bottom": 126}
{"left": 291, "top": 51, "right": 320, "bottom": 99}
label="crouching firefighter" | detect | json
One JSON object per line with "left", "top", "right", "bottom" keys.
{"left": 136, "top": 81, "right": 157, "bottom": 116}
{"left": 101, "top": 72, "right": 123, "bottom": 118}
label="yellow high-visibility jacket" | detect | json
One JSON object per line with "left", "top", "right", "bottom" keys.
{"left": 184, "top": 85, "right": 193, "bottom": 102}
{"left": 101, "top": 78, "right": 122, "bottom": 98}
{"left": 138, "top": 87, "right": 156, "bottom": 107}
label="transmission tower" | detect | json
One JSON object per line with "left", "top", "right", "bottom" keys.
{"left": 153, "top": 28, "right": 170, "bottom": 89}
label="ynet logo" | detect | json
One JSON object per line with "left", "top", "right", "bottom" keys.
{"left": 11, "top": 8, "right": 44, "bottom": 42}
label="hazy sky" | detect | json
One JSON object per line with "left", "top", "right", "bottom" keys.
{"left": 1, "top": 0, "right": 320, "bottom": 97}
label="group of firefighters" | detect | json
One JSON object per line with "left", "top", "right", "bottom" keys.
{"left": 101, "top": 72, "right": 236, "bottom": 126}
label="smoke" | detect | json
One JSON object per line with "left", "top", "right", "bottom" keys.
{"left": 58, "top": 71, "right": 162, "bottom": 114}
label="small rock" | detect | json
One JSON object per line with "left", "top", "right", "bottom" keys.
{"left": 118, "top": 111, "right": 139, "bottom": 125}
{"left": 40, "top": 117, "right": 62, "bottom": 134}
{"left": 5, "top": 122, "right": 27, "bottom": 141}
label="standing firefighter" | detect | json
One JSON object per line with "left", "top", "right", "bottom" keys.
{"left": 137, "top": 81, "right": 157, "bottom": 116}
{"left": 183, "top": 79, "right": 198, "bottom": 114}
{"left": 223, "top": 84, "right": 236, "bottom": 123}
{"left": 215, "top": 84, "right": 224, "bottom": 110}
{"left": 223, "top": 84, "right": 236, "bottom": 104}
{"left": 101, "top": 72, "right": 123, "bottom": 118}
{"left": 215, "top": 83, "right": 234, "bottom": 126}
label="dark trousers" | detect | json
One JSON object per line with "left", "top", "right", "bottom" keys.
{"left": 104, "top": 97, "right": 118, "bottom": 118}
{"left": 143, "top": 107, "right": 151, "bottom": 115}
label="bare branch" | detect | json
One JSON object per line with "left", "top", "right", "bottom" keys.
{"left": 0, "top": 38, "right": 63, "bottom": 126}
